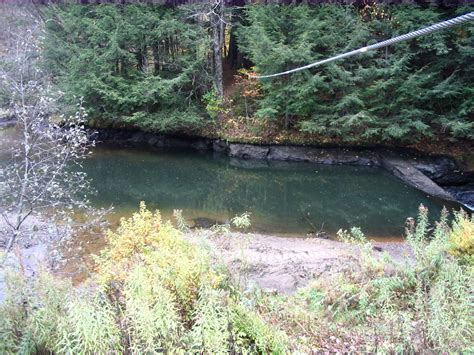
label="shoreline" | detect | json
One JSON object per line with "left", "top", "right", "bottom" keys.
{"left": 187, "top": 230, "right": 413, "bottom": 294}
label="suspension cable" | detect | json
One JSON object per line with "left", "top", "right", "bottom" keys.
{"left": 250, "top": 12, "right": 474, "bottom": 79}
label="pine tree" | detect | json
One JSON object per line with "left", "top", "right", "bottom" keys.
{"left": 237, "top": 5, "right": 474, "bottom": 143}
{"left": 43, "top": 5, "right": 213, "bottom": 132}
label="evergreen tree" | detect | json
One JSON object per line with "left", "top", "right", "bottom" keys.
{"left": 43, "top": 5, "right": 213, "bottom": 132}
{"left": 237, "top": 5, "right": 474, "bottom": 143}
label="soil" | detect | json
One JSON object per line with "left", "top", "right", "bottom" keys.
{"left": 188, "top": 230, "right": 412, "bottom": 294}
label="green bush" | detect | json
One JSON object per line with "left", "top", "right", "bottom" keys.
{"left": 316, "top": 206, "right": 473, "bottom": 352}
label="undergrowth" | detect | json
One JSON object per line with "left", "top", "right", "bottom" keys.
{"left": 0, "top": 202, "right": 287, "bottom": 354}
{"left": 252, "top": 206, "right": 473, "bottom": 352}
{"left": 0, "top": 204, "right": 472, "bottom": 353}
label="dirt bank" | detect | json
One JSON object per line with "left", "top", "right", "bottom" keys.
{"left": 188, "top": 231, "right": 412, "bottom": 294}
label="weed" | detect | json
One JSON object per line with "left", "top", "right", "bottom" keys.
{"left": 231, "top": 212, "right": 252, "bottom": 230}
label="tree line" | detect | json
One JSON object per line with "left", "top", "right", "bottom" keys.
{"left": 41, "top": 4, "right": 474, "bottom": 143}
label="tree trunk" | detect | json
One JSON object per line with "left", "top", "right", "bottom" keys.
{"left": 152, "top": 45, "right": 161, "bottom": 73}
{"left": 212, "top": 0, "right": 224, "bottom": 97}
{"left": 141, "top": 45, "right": 148, "bottom": 73}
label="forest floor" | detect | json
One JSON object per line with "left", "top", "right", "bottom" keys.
{"left": 187, "top": 230, "right": 412, "bottom": 294}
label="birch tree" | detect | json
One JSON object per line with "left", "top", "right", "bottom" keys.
{"left": 0, "top": 7, "right": 103, "bottom": 265}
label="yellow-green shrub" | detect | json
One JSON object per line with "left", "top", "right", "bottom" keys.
{"left": 0, "top": 203, "right": 291, "bottom": 353}
{"left": 96, "top": 202, "right": 222, "bottom": 313}
{"left": 122, "top": 264, "right": 182, "bottom": 352}
{"left": 189, "top": 286, "right": 231, "bottom": 353}
{"left": 448, "top": 211, "right": 474, "bottom": 266}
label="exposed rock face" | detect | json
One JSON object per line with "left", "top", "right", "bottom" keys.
{"left": 381, "top": 158, "right": 456, "bottom": 202}
{"left": 434, "top": 171, "right": 474, "bottom": 186}
{"left": 411, "top": 156, "right": 458, "bottom": 180}
{"left": 228, "top": 144, "right": 381, "bottom": 166}
{"left": 212, "top": 139, "right": 229, "bottom": 153}
{"left": 445, "top": 185, "right": 474, "bottom": 210}
{"left": 267, "top": 146, "right": 380, "bottom": 166}
{"left": 228, "top": 144, "right": 269, "bottom": 160}
{"left": 91, "top": 127, "right": 473, "bottom": 210}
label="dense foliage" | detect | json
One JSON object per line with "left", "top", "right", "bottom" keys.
{"left": 0, "top": 203, "right": 287, "bottom": 353}
{"left": 42, "top": 4, "right": 473, "bottom": 143}
{"left": 43, "top": 5, "right": 213, "bottom": 132}
{"left": 237, "top": 5, "right": 474, "bottom": 142}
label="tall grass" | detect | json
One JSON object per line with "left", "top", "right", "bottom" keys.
{"left": 254, "top": 206, "right": 473, "bottom": 352}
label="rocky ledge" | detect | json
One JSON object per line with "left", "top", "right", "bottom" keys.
{"left": 93, "top": 128, "right": 474, "bottom": 211}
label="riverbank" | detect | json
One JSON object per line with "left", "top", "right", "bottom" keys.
{"left": 1, "top": 214, "right": 412, "bottom": 295}
{"left": 2, "top": 203, "right": 471, "bottom": 353}
{"left": 187, "top": 230, "right": 412, "bottom": 294}
{"left": 92, "top": 128, "right": 474, "bottom": 211}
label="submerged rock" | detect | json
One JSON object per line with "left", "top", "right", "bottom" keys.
{"left": 191, "top": 217, "right": 223, "bottom": 229}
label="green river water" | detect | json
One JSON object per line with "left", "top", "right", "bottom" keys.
{"left": 82, "top": 145, "right": 455, "bottom": 238}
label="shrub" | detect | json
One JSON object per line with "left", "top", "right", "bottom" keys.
{"left": 56, "top": 293, "right": 122, "bottom": 354}
{"left": 315, "top": 206, "right": 473, "bottom": 352}
{"left": 0, "top": 203, "right": 289, "bottom": 353}
{"left": 231, "top": 212, "right": 252, "bottom": 230}
{"left": 188, "top": 286, "right": 231, "bottom": 353}
{"left": 231, "top": 301, "right": 288, "bottom": 354}
{"left": 96, "top": 202, "right": 222, "bottom": 316}
{"left": 0, "top": 271, "right": 122, "bottom": 354}
{"left": 245, "top": 206, "right": 473, "bottom": 352}
{"left": 203, "top": 87, "right": 224, "bottom": 119}
{"left": 122, "top": 265, "right": 182, "bottom": 352}
{"left": 2, "top": 203, "right": 470, "bottom": 353}
{"left": 448, "top": 210, "right": 474, "bottom": 266}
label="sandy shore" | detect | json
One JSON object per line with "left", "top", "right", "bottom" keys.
{"left": 188, "top": 231, "right": 412, "bottom": 294}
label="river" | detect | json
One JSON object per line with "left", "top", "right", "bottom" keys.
{"left": 0, "top": 127, "right": 459, "bottom": 239}
{"left": 82, "top": 144, "right": 455, "bottom": 238}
